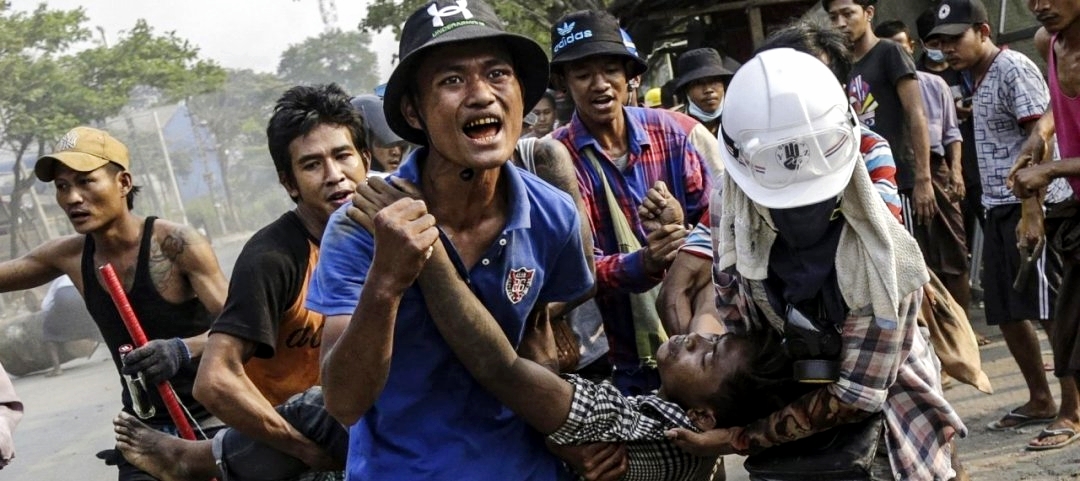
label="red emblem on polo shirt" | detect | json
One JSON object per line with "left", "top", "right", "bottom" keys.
{"left": 505, "top": 267, "right": 536, "bottom": 304}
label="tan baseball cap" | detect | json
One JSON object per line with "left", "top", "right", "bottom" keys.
{"left": 34, "top": 126, "right": 130, "bottom": 182}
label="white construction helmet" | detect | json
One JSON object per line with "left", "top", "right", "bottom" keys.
{"left": 718, "top": 48, "right": 859, "bottom": 209}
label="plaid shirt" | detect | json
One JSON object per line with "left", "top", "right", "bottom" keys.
{"left": 548, "top": 375, "right": 721, "bottom": 481}
{"left": 551, "top": 107, "right": 711, "bottom": 369}
{"left": 711, "top": 270, "right": 967, "bottom": 481}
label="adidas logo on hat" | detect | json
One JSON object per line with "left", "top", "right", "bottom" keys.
{"left": 553, "top": 22, "right": 593, "bottom": 54}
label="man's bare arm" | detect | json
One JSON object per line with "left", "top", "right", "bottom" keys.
{"left": 689, "top": 280, "right": 723, "bottom": 336}
{"left": 195, "top": 334, "right": 337, "bottom": 470}
{"left": 897, "top": 76, "right": 936, "bottom": 224}
{"left": 657, "top": 251, "right": 709, "bottom": 335}
{"left": 1016, "top": 120, "right": 1052, "bottom": 248}
{"left": 531, "top": 138, "right": 596, "bottom": 317}
{"left": 417, "top": 240, "right": 574, "bottom": 435}
{"left": 0, "top": 236, "right": 80, "bottom": 293}
{"left": 349, "top": 177, "right": 575, "bottom": 434}
{"left": 168, "top": 224, "right": 229, "bottom": 358}
{"left": 320, "top": 199, "right": 438, "bottom": 426}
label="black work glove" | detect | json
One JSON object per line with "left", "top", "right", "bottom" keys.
{"left": 120, "top": 338, "right": 191, "bottom": 385}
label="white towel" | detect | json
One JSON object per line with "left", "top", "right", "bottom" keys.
{"left": 716, "top": 160, "right": 928, "bottom": 323}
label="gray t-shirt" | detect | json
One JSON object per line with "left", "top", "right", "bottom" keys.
{"left": 972, "top": 49, "right": 1072, "bottom": 208}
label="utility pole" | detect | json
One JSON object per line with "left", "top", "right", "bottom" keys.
{"left": 152, "top": 111, "right": 189, "bottom": 225}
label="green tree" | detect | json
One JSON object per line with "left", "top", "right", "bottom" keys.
{"left": 277, "top": 28, "right": 379, "bottom": 97}
{"left": 187, "top": 68, "right": 291, "bottom": 230}
{"left": 360, "top": 0, "right": 612, "bottom": 49}
{"left": 0, "top": 2, "right": 224, "bottom": 258}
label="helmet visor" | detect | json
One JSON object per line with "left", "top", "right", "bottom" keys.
{"left": 722, "top": 105, "right": 858, "bottom": 190}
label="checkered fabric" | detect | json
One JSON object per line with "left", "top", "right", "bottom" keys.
{"left": 548, "top": 375, "right": 722, "bottom": 481}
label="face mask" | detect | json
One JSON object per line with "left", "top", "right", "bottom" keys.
{"left": 770, "top": 197, "right": 841, "bottom": 249}
{"left": 689, "top": 101, "right": 722, "bottom": 122}
{"left": 925, "top": 48, "right": 945, "bottom": 63}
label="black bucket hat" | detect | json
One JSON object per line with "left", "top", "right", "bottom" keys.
{"left": 549, "top": 10, "right": 647, "bottom": 78}
{"left": 383, "top": 0, "right": 550, "bottom": 145}
{"left": 673, "top": 48, "right": 734, "bottom": 94}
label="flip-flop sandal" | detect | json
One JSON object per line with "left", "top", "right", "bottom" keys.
{"left": 986, "top": 409, "right": 1056, "bottom": 431}
{"left": 1026, "top": 427, "right": 1080, "bottom": 451}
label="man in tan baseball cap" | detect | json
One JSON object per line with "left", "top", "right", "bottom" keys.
{"left": 34, "top": 126, "right": 130, "bottom": 182}
{"left": 2, "top": 125, "right": 230, "bottom": 480}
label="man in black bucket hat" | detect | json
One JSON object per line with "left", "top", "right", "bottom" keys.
{"left": 309, "top": 1, "right": 595, "bottom": 480}
{"left": 380, "top": 0, "right": 549, "bottom": 147}
{"left": 547, "top": 9, "right": 718, "bottom": 397}
{"left": 673, "top": 48, "right": 733, "bottom": 136}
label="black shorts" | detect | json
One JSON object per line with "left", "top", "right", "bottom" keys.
{"left": 981, "top": 204, "right": 1062, "bottom": 325}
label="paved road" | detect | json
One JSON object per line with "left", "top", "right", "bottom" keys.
{"left": 3, "top": 232, "right": 250, "bottom": 481}
{"left": 5, "top": 232, "right": 1080, "bottom": 480}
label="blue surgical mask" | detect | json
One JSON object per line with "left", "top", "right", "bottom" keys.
{"left": 925, "top": 48, "right": 945, "bottom": 63}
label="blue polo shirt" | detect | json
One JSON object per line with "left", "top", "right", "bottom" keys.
{"left": 306, "top": 150, "right": 591, "bottom": 481}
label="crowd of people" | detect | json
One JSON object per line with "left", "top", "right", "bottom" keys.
{"left": 0, "top": 0, "right": 1079, "bottom": 480}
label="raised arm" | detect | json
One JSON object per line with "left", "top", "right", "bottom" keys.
{"left": 319, "top": 199, "right": 438, "bottom": 426}
{"left": 417, "top": 240, "right": 574, "bottom": 434}
{"left": 350, "top": 177, "right": 575, "bottom": 434}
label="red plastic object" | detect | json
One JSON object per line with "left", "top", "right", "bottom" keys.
{"left": 98, "top": 263, "right": 197, "bottom": 441}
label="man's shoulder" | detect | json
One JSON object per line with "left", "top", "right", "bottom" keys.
{"left": 868, "top": 38, "right": 910, "bottom": 63}
{"left": 995, "top": 48, "right": 1042, "bottom": 74}
{"left": 650, "top": 108, "right": 702, "bottom": 134}
{"left": 560, "top": 374, "right": 695, "bottom": 427}
{"left": 630, "top": 106, "right": 692, "bottom": 130}
{"left": 629, "top": 107, "right": 700, "bottom": 152}
{"left": 237, "top": 212, "right": 311, "bottom": 267}
{"left": 34, "top": 234, "right": 86, "bottom": 274}
{"left": 247, "top": 212, "right": 308, "bottom": 247}
{"left": 917, "top": 70, "right": 950, "bottom": 90}
{"left": 518, "top": 168, "right": 577, "bottom": 220}
{"left": 857, "top": 40, "right": 912, "bottom": 73}
{"left": 322, "top": 203, "right": 372, "bottom": 245}
{"left": 550, "top": 124, "right": 571, "bottom": 141}
{"left": 149, "top": 217, "right": 212, "bottom": 262}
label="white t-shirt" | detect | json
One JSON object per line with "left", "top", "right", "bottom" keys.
{"left": 973, "top": 49, "right": 1073, "bottom": 208}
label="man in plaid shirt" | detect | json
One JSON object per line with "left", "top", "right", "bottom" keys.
{"left": 661, "top": 48, "right": 967, "bottom": 481}
{"left": 547, "top": 9, "right": 712, "bottom": 395}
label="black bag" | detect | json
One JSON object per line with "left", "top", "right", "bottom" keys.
{"left": 742, "top": 413, "right": 884, "bottom": 481}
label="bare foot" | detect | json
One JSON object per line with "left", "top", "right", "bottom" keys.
{"left": 113, "top": 412, "right": 218, "bottom": 481}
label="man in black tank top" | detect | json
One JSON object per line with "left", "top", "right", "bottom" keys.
{"left": 0, "top": 126, "right": 229, "bottom": 481}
